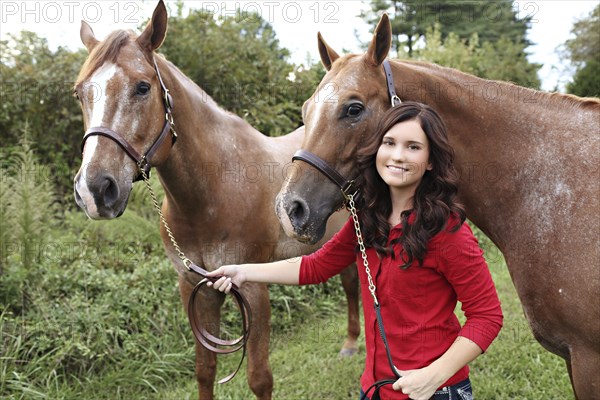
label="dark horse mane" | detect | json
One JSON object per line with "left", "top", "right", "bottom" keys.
{"left": 76, "top": 30, "right": 134, "bottom": 84}
{"left": 397, "top": 59, "right": 600, "bottom": 112}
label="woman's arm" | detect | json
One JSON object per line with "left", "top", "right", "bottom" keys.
{"left": 208, "top": 216, "right": 359, "bottom": 293}
{"left": 206, "top": 257, "right": 302, "bottom": 293}
{"left": 393, "top": 336, "right": 482, "bottom": 398}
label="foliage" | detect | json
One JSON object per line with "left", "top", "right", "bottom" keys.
{"left": 360, "top": 0, "right": 532, "bottom": 57}
{"left": 567, "top": 60, "right": 600, "bottom": 98}
{"left": 415, "top": 24, "right": 541, "bottom": 88}
{"left": 563, "top": 5, "right": 600, "bottom": 97}
{"left": 358, "top": 0, "right": 540, "bottom": 89}
{"left": 0, "top": 32, "right": 87, "bottom": 199}
{"left": 158, "top": 6, "right": 323, "bottom": 137}
{"left": 563, "top": 5, "right": 600, "bottom": 66}
{"left": 0, "top": 134, "right": 58, "bottom": 315}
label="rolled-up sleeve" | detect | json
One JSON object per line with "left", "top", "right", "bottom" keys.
{"left": 299, "top": 217, "right": 357, "bottom": 285}
{"left": 436, "top": 223, "right": 504, "bottom": 352}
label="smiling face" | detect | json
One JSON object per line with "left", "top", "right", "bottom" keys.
{"left": 376, "top": 119, "right": 432, "bottom": 198}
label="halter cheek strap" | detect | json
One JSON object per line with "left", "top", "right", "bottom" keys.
{"left": 383, "top": 59, "right": 402, "bottom": 107}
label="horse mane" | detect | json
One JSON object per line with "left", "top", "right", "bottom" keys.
{"left": 76, "top": 30, "right": 136, "bottom": 84}
{"left": 398, "top": 59, "right": 600, "bottom": 112}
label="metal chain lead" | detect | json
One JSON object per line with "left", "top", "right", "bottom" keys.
{"left": 346, "top": 193, "right": 379, "bottom": 305}
{"left": 139, "top": 164, "right": 192, "bottom": 271}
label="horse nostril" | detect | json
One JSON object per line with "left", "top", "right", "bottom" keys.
{"left": 288, "top": 198, "right": 309, "bottom": 231}
{"left": 102, "top": 176, "right": 119, "bottom": 208}
{"left": 74, "top": 185, "right": 83, "bottom": 205}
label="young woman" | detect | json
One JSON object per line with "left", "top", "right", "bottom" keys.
{"left": 207, "top": 102, "right": 503, "bottom": 400}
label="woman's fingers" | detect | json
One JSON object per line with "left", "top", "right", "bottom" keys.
{"left": 207, "top": 276, "right": 233, "bottom": 293}
{"left": 205, "top": 266, "right": 240, "bottom": 294}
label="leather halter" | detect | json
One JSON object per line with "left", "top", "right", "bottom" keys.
{"left": 292, "top": 59, "right": 401, "bottom": 201}
{"left": 80, "top": 58, "right": 177, "bottom": 182}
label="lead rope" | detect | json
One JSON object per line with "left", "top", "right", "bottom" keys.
{"left": 346, "top": 193, "right": 401, "bottom": 400}
{"left": 138, "top": 161, "right": 251, "bottom": 384}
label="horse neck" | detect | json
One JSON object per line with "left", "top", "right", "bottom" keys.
{"left": 153, "top": 57, "right": 265, "bottom": 214}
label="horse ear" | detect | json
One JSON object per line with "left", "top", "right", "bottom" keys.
{"left": 317, "top": 32, "right": 340, "bottom": 71}
{"left": 366, "top": 13, "right": 392, "bottom": 66}
{"left": 137, "top": 0, "right": 168, "bottom": 52}
{"left": 80, "top": 20, "right": 99, "bottom": 52}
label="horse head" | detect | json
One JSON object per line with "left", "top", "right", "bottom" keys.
{"left": 73, "top": 0, "right": 173, "bottom": 219}
{"left": 276, "top": 14, "right": 394, "bottom": 244}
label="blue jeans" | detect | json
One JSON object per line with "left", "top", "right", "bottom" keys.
{"left": 430, "top": 378, "right": 472, "bottom": 399}
{"left": 360, "top": 378, "right": 473, "bottom": 400}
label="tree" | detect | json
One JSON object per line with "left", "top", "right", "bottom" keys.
{"left": 563, "top": 5, "right": 600, "bottom": 97}
{"left": 0, "top": 32, "right": 87, "bottom": 198}
{"left": 416, "top": 24, "right": 541, "bottom": 88}
{"left": 567, "top": 60, "right": 600, "bottom": 98}
{"left": 361, "top": 0, "right": 533, "bottom": 57}
{"left": 158, "top": 6, "right": 322, "bottom": 136}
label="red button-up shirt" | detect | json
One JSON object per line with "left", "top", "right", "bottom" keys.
{"left": 300, "top": 215, "right": 503, "bottom": 399}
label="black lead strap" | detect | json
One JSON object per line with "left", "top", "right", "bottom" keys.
{"left": 360, "top": 303, "right": 402, "bottom": 400}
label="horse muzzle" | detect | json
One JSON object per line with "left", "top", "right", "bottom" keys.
{"left": 275, "top": 192, "right": 329, "bottom": 245}
{"left": 74, "top": 168, "right": 132, "bottom": 220}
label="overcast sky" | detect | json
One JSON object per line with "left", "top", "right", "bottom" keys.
{"left": 1, "top": 1, "right": 597, "bottom": 91}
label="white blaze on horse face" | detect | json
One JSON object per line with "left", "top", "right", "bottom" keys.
{"left": 77, "top": 63, "right": 118, "bottom": 218}
{"left": 310, "top": 82, "right": 338, "bottom": 134}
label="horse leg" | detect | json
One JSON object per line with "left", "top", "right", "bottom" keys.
{"left": 569, "top": 345, "right": 600, "bottom": 400}
{"left": 178, "top": 275, "right": 222, "bottom": 400}
{"left": 244, "top": 282, "right": 273, "bottom": 399}
{"left": 339, "top": 265, "right": 360, "bottom": 357}
{"left": 566, "top": 359, "right": 578, "bottom": 400}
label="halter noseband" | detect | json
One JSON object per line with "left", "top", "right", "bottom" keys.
{"left": 292, "top": 59, "right": 401, "bottom": 202}
{"left": 80, "top": 58, "right": 177, "bottom": 182}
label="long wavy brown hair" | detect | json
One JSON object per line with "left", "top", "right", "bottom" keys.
{"left": 356, "top": 102, "right": 466, "bottom": 268}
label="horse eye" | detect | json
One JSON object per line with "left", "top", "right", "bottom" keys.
{"left": 346, "top": 104, "right": 363, "bottom": 118}
{"left": 136, "top": 82, "right": 151, "bottom": 96}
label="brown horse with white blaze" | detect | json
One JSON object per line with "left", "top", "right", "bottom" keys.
{"left": 276, "top": 14, "right": 600, "bottom": 399}
{"left": 72, "top": 1, "right": 360, "bottom": 398}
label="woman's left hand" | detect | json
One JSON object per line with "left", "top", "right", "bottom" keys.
{"left": 392, "top": 367, "right": 444, "bottom": 400}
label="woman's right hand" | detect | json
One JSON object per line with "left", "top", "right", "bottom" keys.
{"left": 205, "top": 265, "right": 246, "bottom": 294}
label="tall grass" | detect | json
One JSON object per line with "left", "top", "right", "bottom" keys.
{"left": 0, "top": 135, "right": 57, "bottom": 315}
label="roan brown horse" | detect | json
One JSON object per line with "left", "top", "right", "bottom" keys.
{"left": 72, "top": 1, "right": 359, "bottom": 398}
{"left": 276, "top": 14, "right": 600, "bottom": 399}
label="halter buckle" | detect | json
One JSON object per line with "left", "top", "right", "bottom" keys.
{"left": 391, "top": 95, "right": 402, "bottom": 107}
{"left": 341, "top": 180, "right": 357, "bottom": 201}
{"left": 182, "top": 258, "right": 192, "bottom": 271}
